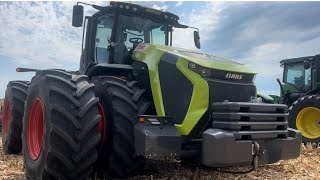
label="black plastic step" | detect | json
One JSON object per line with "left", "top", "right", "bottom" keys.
{"left": 231, "top": 130, "right": 289, "bottom": 140}
{"left": 212, "top": 121, "right": 288, "bottom": 131}
{"left": 212, "top": 112, "right": 287, "bottom": 122}
{"left": 212, "top": 102, "right": 287, "bottom": 113}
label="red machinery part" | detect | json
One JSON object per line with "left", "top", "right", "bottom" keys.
{"left": 27, "top": 98, "right": 45, "bottom": 160}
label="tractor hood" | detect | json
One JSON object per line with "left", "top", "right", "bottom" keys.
{"left": 132, "top": 43, "right": 256, "bottom": 74}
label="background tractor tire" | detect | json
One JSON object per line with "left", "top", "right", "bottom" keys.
{"left": 288, "top": 95, "right": 320, "bottom": 142}
{"left": 92, "top": 76, "right": 154, "bottom": 179}
{"left": 2, "top": 81, "right": 29, "bottom": 154}
{"left": 22, "top": 70, "right": 100, "bottom": 180}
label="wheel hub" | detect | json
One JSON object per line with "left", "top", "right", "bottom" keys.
{"left": 27, "top": 97, "right": 45, "bottom": 160}
{"left": 296, "top": 107, "right": 320, "bottom": 139}
{"left": 4, "top": 100, "right": 10, "bottom": 135}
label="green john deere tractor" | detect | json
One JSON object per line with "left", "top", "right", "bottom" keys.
{"left": 260, "top": 54, "right": 320, "bottom": 142}
{"left": 2, "top": 2, "right": 301, "bottom": 179}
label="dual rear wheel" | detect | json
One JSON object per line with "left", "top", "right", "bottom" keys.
{"left": 92, "top": 76, "right": 153, "bottom": 179}
{"left": 2, "top": 81, "right": 29, "bottom": 154}
{"left": 2, "top": 71, "right": 151, "bottom": 179}
{"left": 22, "top": 70, "right": 100, "bottom": 179}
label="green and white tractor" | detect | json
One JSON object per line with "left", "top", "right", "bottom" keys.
{"left": 1, "top": 2, "right": 301, "bottom": 179}
{"left": 259, "top": 55, "right": 320, "bottom": 142}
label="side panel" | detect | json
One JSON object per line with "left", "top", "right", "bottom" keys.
{"left": 132, "top": 45, "right": 166, "bottom": 116}
{"left": 175, "top": 58, "right": 209, "bottom": 135}
{"left": 158, "top": 53, "right": 193, "bottom": 125}
{"left": 281, "top": 83, "right": 300, "bottom": 97}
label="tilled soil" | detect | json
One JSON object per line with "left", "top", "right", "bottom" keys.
{"left": 0, "top": 138, "right": 25, "bottom": 180}
{"left": 0, "top": 137, "right": 319, "bottom": 180}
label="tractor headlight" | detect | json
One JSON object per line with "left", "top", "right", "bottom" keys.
{"left": 188, "top": 62, "right": 211, "bottom": 77}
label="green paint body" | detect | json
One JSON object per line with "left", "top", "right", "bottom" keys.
{"left": 257, "top": 93, "right": 274, "bottom": 102}
{"left": 258, "top": 93, "right": 282, "bottom": 104}
{"left": 132, "top": 44, "right": 257, "bottom": 135}
{"left": 269, "top": 95, "right": 282, "bottom": 104}
{"left": 259, "top": 82, "right": 300, "bottom": 104}
{"left": 175, "top": 58, "right": 209, "bottom": 135}
{"left": 281, "top": 83, "right": 300, "bottom": 97}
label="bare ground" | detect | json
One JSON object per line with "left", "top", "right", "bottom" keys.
{"left": 0, "top": 137, "right": 319, "bottom": 180}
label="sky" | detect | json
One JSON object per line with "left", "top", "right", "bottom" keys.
{"left": 0, "top": 1, "right": 320, "bottom": 98}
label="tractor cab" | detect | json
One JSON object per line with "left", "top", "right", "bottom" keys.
{"left": 279, "top": 54, "right": 320, "bottom": 104}
{"left": 72, "top": 1, "right": 200, "bottom": 74}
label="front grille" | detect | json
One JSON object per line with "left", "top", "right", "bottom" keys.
{"left": 206, "top": 79, "right": 256, "bottom": 103}
{"left": 211, "top": 102, "right": 288, "bottom": 140}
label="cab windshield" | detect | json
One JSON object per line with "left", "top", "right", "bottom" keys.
{"left": 114, "top": 14, "right": 168, "bottom": 64}
{"left": 283, "top": 63, "right": 311, "bottom": 92}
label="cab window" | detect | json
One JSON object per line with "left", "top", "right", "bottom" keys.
{"left": 284, "top": 63, "right": 311, "bottom": 91}
{"left": 113, "top": 14, "right": 167, "bottom": 64}
{"left": 94, "top": 15, "right": 113, "bottom": 63}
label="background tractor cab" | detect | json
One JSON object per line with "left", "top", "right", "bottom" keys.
{"left": 259, "top": 54, "right": 320, "bottom": 142}
{"left": 72, "top": 2, "right": 201, "bottom": 75}
{"left": 278, "top": 54, "right": 320, "bottom": 105}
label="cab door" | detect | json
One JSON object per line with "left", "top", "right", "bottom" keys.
{"left": 94, "top": 15, "right": 114, "bottom": 64}
{"left": 80, "top": 13, "right": 114, "bottom": 74}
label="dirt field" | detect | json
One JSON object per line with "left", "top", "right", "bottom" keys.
{"left": 0, "top": 137, "right": 319, "bottom": 180}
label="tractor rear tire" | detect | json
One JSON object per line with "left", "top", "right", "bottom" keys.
{"left": 92, "top": 76, "right": 153, "bottom": 179}
{"left": 2, "top": 81, "right": 29, "bottom": 154}
{"left": 22, "top": 70, "right": 100, "bottom": 180}
{"left": 288, "top": 95, "right": 320, "bottom": 142}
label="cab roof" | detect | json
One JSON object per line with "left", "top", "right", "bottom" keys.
{"left": 92, "top": 1, "right": 180, "bottom": 25}
{"left": 280, "top": 56, "right": 315, "bottom": 65}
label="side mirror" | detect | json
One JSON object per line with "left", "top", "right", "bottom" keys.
{"left": 194, "top": 31, "right": 201, "bottom": 49}
{"left": 72, "top": 5, "right": 84, "bottom": 27}
{"left": 304, "top": 60, "right": 310, "bottom": 69}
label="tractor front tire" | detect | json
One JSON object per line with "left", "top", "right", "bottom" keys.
{"left": 92, "top": 76, "right": 153, "bottom": 179}
{"left": 288, "top": 95, "right": 320, "bottom": 142}
{"left": 22, "top": 70, "right": 100, "bottom": 180}
{"left": 2, "top": 81, "right": 29, "bottom": 154}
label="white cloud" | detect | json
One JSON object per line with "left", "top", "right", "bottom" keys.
{"left": 152, "top": 4, "right": 168, "bottom": 11}
{"left": 172, "top": 2, "right": 229, "bottom": 50}
{"left": 242, "top": 34, "right": 320, "bottom": 76}
{"left": 0, "top": 2, "right": 83, "bottom": 69}
{"left": 176, "top": 1, "right": 183, "bottom": 7}
{"left": 239, "top": 33, "right": 320, "bottom": 96}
